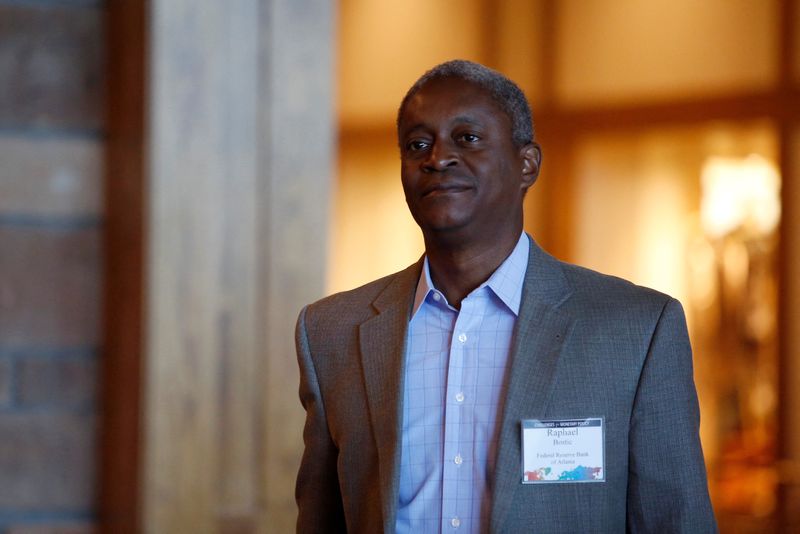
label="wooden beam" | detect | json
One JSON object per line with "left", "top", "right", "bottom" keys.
{"left": 480, "top": 0, "right": 500, "bottom": 69}
{"left": 538, "top": 90, "right": 800, "bottom": 135}
{"left": 539, "top": 0, "right": 557, "bottom": 108}
{"left": 779, "top": 124, "right": 800, "bottom": 532}
{"left": 777, "top": 0, "right": 799, "bottom": 529}
{"left": 99, "top": 0, "right": 146, "bottom": 531}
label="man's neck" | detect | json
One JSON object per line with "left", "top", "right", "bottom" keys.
{"left": 424, "top": 229, "right": 522, "bottom": 309}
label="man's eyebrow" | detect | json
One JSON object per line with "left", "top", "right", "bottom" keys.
{"left": 451, "top": 115, "right": 484, "bottom": 127}
{"left": 402, "top": 115, "right": 486, "bottom": 135}
{"left": 401, "top": 122, "right": 427, "bottom": 135}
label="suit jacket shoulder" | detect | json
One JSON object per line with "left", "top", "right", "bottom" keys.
{"left": 302, "top": 260, "right": 422, "bottom": 335}
{"left": 555, "top": 251, "right": 673, "bottom": 311}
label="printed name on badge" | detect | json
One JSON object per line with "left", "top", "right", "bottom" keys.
{"left": 521, "top": 418, "right": 604, "bottom": 483}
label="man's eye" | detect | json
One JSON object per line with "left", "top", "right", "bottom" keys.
{"left": 460, "top": 133, "right": 480, "bottom": 143}
{"left": 407, "top": 140, "right": 429, "bottom": 151}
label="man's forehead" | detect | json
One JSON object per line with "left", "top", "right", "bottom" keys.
{"left": 400, "top": 78, "right": 501, "bottom": 123}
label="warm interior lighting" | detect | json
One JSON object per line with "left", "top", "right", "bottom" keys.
{"left": 696, "top": 151, "right": 781, "bottom": 521}
{"left": 700, "top": 154, "right": 781, "bottom": 239}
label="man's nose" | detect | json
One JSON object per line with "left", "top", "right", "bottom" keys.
{"left": 422, "top": 141, "right": 458, "bottom": 172}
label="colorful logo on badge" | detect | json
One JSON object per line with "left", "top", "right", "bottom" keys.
{"left": 524, "top": 465, "right": 602, "bottom": 482}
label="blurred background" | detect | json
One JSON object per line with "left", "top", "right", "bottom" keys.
{"left": 0, "top": 0, "right": 799, "bottom": 532}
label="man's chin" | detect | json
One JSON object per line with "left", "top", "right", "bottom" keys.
{"left": 417, "top": 217, "right": 474, "bottom": 240}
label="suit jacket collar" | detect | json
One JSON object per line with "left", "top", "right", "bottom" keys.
{"left": 358, "top": 259, "right": 422, "bottom": 532}
{"left": 490, "top": 236, "right": 575, "bottom": 531}
{"left": 358, "top": 236, "right": 574, "bottom": 532}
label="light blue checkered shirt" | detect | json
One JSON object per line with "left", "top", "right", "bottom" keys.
{"left": 395, "top": 234, "right": 529, "bottom": 534}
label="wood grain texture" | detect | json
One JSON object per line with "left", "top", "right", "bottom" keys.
{"left": 16, "top": 355, "right": 97, "bottom": 408}
{"left": 0, "top": 226, "right": 100, "bottom": 348}
{"left": 259, "top": 1, "right": 334, "bottom": 531}
{"left": 99, "top": 0, "right": 145, "bottom": 531}
{"left": 0, "top": 136, "right": 102, "bottom": 218}
{"left": 0, "top": 412, "right": 96, "bottom": 510}
{"left": 141, "top": 0, "right": 333, "bottom": 532}
{"left": 145, "top": 0, "right": 257, "bottom": 529}
{"left": 0, "top": 4, "right": 104, "bottom": 131}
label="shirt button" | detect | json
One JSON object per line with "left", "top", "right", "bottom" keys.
{"left": 458, "top": 333, "right": 467, "bottom": 343}
{"left": 455, "top": 392, "right": 465, "bottom": 403}
{"left": 432, "top": 293, "right": 441, "bottom": 301}
{"left": 451, "top": 517, "right": 461, "bottom": 528}
{"left": 454, "top": 454, "right": 463, "bottom": 465}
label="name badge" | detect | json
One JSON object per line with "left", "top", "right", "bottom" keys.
{"left": 521, "top": 418, "right": 604, "bottom": 483}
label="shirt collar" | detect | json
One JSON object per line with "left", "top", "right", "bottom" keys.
{"left": 411, "top": 233, "right": 529, "bottom": 318}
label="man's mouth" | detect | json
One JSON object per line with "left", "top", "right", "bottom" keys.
{"left": 421, "top": 183, "right": 473, "bottom": 198}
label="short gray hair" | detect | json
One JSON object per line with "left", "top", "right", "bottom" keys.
{"left": 397, "top": 59, "right": 534, "bottom": 147}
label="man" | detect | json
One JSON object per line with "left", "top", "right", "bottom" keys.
{"left": 295, "top": 60, "right": 717, "bottom": 533}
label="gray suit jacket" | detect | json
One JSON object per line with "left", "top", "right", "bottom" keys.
{"left": 295, "top": 236, "right": 717, "bottom": 533}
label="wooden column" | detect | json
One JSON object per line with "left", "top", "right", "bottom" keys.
{"left": 780, "top": 124, "right": 800, "bottom": 532}
{"left": 144, "top": 0, "right": 334, "bottom": 531}
{"left": 259, "top": 1, "right": 336, "bottom": 530}
{"left": 102, "top": 0, "right": 334, "bottom": 532}
{"left": 101, "top": 0, "right": 146, "bottom": 531}
{"left": 778, "top": 0, "right": 800, "bottom": 528}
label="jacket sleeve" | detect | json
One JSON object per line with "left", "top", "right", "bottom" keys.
{"left": 626, "top": 298, "right": 718, "bottom": 533}
{"left": 295, "top": 306, "right": 347, "bottom": 533}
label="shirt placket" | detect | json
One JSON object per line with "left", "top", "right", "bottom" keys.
{"left": 441, "top": 296, "right": 481, "bottom": 532}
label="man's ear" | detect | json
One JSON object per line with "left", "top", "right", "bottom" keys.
{"left": 520, "top": 142, "right": 542, "bottom": 191}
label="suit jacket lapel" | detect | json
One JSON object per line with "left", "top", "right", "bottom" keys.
{"left": 490, "top": 237, "right": 575, "bottom": 532}
{"left": 359, "top": 261, "right": 421, "bottom": 532}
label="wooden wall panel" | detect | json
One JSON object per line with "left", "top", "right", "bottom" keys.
{"left": 338, "top": 0, "right": 486, "bottom": 128}
{"left": 0, "top": 136, "right": 101, "bottom": 218}
{"left": 795, "top": 0, "right": 800, "bottom": 83}
{"left": 0, "top": 226, "right": 100, "bottom": 348}
{"left": 493, "top": 0, "right": 547, "bottom": 104}
{"left": 260, "top": 1, "right": 335, "bottom": 529}
{"left": 0, "top": 1, "right": 105, "bottom": 532}
{"left": 144, "top": 0, "right": 260, "bottom": 529}
{"left": 139, "top": 0, "right": 334, "bottom": 532}
{"left": 554, "top": 0, "right": 779, "bottom": 105}
{"left": 0, "top": 412, "right": 95, "bottom": 510}
{"left": 0, "top": 4, "right": 104, "bottom": 130}
{"left": 16, "top": 355, "right": 96, "bottom": 408}
{"left": 328, "top": 128, "right": 422, "bottom": 294}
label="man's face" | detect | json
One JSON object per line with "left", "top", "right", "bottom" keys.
{"left": 398, "top": 77, "right": 539, "bottom": 243}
